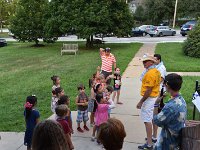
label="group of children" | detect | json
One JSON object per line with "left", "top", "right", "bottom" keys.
{"left": 23, "top": 65, "right": 123, "bottom": 149}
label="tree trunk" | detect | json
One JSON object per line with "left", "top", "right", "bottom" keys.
{"left": 0, "top": 21, "right": 3, "bottom": 33}
{"left": 86, "top": 35, "right": 93, "bottom": 48}
{"left": 35, "top": 39, "right": 39, "bottom": 46}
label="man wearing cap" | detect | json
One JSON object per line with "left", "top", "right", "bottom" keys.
{"left": 137, "top": 55, "right": 161, "bottom": 150}
{"left": 99, "top": 47, "right": 116, "bottom": 84}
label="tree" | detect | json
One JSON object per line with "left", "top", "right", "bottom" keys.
{"left": 183, "top": 18, "right": 200, "bottom": 58}
{"left": 46, "top": 0, "right": 134, "bottom": 48}
{"left": 134, "top": 5, "right": 146, "bottom": 23}
{"left": 187, "top": 0, "right": 200, "bottom": 18}
{"left": 0, "top": 0, "right": 18, "bottom": 32}
{"left": 9, "top": 0, "right": 48, "bottom": 46}
{"left": 44, "top": 0, "right": 74, "bottom": 43}
{"left": 145, "top": 0, "right": 165, "bottom": 24}
{"left": 145, "top": 0, "right": 190, "bottom": 25}
{"left": 108, "top": 1, "right": 134, "bottom": 37}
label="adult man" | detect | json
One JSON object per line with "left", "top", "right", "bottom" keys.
{"left": 152, "top": 54, "right": 167, "bottom": 140}
{"left": 137, "top": 55, "right": 161, "bottom": 150}
{"left": 100, "top": 47, "right": 116, "bottom": 84}
{"left": 154, "top": 54, "right": 167, "bottom": 90}
{"left": 153, "top": 73, "right": 187, "bottom": 150}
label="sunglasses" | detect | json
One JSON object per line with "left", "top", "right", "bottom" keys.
{"left": 163, "top": 79, "right": 170, "bottom": 87}
{"left": 105, "top": 48, "right": 111, "bottom": 52}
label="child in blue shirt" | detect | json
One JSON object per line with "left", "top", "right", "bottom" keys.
{"left": 24, "top": 95, "right": 40, "bottom": 150}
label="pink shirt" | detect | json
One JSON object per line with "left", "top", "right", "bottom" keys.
{"left": 95, "top": 104, "right": 109, "bottom": 126}
{"left": 101, "top": 54, "right": 116, "bottom": 72}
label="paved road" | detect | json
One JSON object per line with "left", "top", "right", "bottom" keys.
{"left": 4, "top": 30, "right": 186, "bottom": 43}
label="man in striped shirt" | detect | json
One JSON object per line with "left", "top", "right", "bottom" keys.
{"left": 100, "top": 47, "right": 116, "bottom": 84}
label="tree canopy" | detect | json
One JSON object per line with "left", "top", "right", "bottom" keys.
{"left": 0, "top": 0, "right": 18, "bottom": 32}
{"left": 9, "top": 0, "right": 49, "bottom": 45}
{"left": 144, "top": 0, "right": 200, "bottom": 25}
{"left": 46, "top": 0, "right": 134, "bottom": 47}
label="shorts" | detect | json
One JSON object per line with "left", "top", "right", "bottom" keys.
{"left": 88, "top": 99, "right": 95, "bottom": 112}
{"left": 140, "top": 97, "right": 157, "bottom": 122}
{"left": 76, "top": 110, "right": 89, "bottom": 123}
{"left": 114, "top": 87, "right": 121, "bottom": 91}
{"left": 101, "top": 70, "right": 112, "bottom": 84}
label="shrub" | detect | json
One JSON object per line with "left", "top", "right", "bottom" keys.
{"left": 183, "top": 18, "right": 200, "bottom": 58}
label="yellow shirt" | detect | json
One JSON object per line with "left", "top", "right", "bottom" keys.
{"left": 141, "top": 68, "right": 161, "bottom": 97}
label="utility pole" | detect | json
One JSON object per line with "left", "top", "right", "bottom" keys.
{"left": 173, "top": 0, "right": 178, "bottom": 28}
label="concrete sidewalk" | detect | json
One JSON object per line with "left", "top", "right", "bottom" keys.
{"left": 0, "top": 43, "right": 157, "bottom": 150}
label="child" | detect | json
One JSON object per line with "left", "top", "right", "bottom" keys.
{"left": 98, "top": 118, "right": 126, "bottom": 150}
{"left": 99, "top": 74, "right": 107, "bottom": 90}
{"left": 24, "top": 95, "right": 40, "bottom": 150}
{"left": 107, "top": 68, "right": 123, "bottom": 104}
{"left": 55, "top": 105, "right": 74, "bottom": 150}
{"left": 91, "top": 93, "right": 111, "bottom": 142}
{"left": 51, "top": 87, "right": 64, "bottom": 113}
{"left": 32, "top": 120, "right": 69, "bottom": 150}
{"left": 76, "top": 84, "right": 89, "bottom": 133}
{"left": 51, "top": 75, "right": 61, "bottom": 96}
{"left": 105, "top": 86, "right": 115, "bottom": 117}
{"left": 58, "top": 95, "right": 73, "bottom": 134}
{"left": 88, "top": 82, "right": 103, "bottom": 127}
{"left": 89, "top": 66, "right": 101, "bottom": 88}
{"left": 88, "top": 81, "right": 96, "bottom": 127}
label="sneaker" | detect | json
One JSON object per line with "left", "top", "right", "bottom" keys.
{"left": 145, "top": 137, "right": 157, "bottom": 143}
{"left": 83, "top": 125, "right": 90, "bottom": 131}
{"left": 91, "top": 136, "right": 96, "bottom": 142}
{"left": 90, "top": 123, "right": 94, "bottom": 127}
{"left": 97, "top": 139, "right": 101, "bottom": 145}
{"left": 138, "top": 143, "right": 153, "bottom": 150}
{"left": 77, "top": 127, "right": 84, "bottom": 133}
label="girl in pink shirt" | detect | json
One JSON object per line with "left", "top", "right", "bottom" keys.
{"left": 91, "top": 93, "right": 110, "bottom": 142}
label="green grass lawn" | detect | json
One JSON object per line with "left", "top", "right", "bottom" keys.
{"left": 181, "top": 76, "right": 200, "bottom": 120}
{"left": 0, "top": 32, "right": 10, "bottom": 38}
{"left": 156, "top": 43, "right": 200, "bottom": 72}
{"left": 0, "top": 42, "right": 142, "bottom": 131}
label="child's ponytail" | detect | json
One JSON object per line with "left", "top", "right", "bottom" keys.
{"left": 51, "top": 75, "right": 59, "bottom": 85}
{"left": 94, "top": 83, "right": 101, "bottom": 93}
{"left": 24, "top": 95, "right": 37, "bottom": 120}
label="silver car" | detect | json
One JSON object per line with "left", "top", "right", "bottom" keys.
{"left": 149, "top": 26, "right": 176, "bottom": 37}
{"left": 138, "top": 25, "right": 154, "bottom": 33}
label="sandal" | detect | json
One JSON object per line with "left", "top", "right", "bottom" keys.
{"left": 117, "top": 102, "right": 123, "bottom": 104}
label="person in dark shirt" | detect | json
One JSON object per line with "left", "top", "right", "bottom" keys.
{"left": 24, "top": 95, "right": 40, "bottom": 150}
{"left": 76, "top": 84, "right": 89, "bottom": 132}
{"left": 32, "top": 120, "right": 69, "bottom": 150}
{"left": 55, "top": 105, "right": 74, "bottom": 149}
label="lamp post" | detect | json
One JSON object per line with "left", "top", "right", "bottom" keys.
{"left": 173, "top": 0, "right": 178, "bottom": 28}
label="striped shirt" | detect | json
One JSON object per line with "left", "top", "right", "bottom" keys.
{"left": 101, "top": 54, "right": 116, "bottom": 72}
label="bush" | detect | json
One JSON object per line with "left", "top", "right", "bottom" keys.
{"left": 183, "top": 19, "right": 200, "bottom": 58}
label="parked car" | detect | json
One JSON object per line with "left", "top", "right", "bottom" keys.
{"left": 139, "top": 25, "right": 154, "bottom": 33}
{"left": 180, "top": 21, "right": 197, "bottom": 36}
{"left": 131, "top": 25, "right": 154, "bottom": 37}
{"left": 159, "top": 22, "right": 169, "bottom": 26}
{"left": 149, "top": 26, "right": 176, "bottom": 37}
{"left": 0, "top": 39, "right": 7, "bottom": 47}
{"left": 180, "top": 20, "right": 197, "bottom": 28}
{"left": 131, "top": 27, "right": 147, "bottom": 37}
{"left": 95, "top": 33, "right": 114, "bottom": 38}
